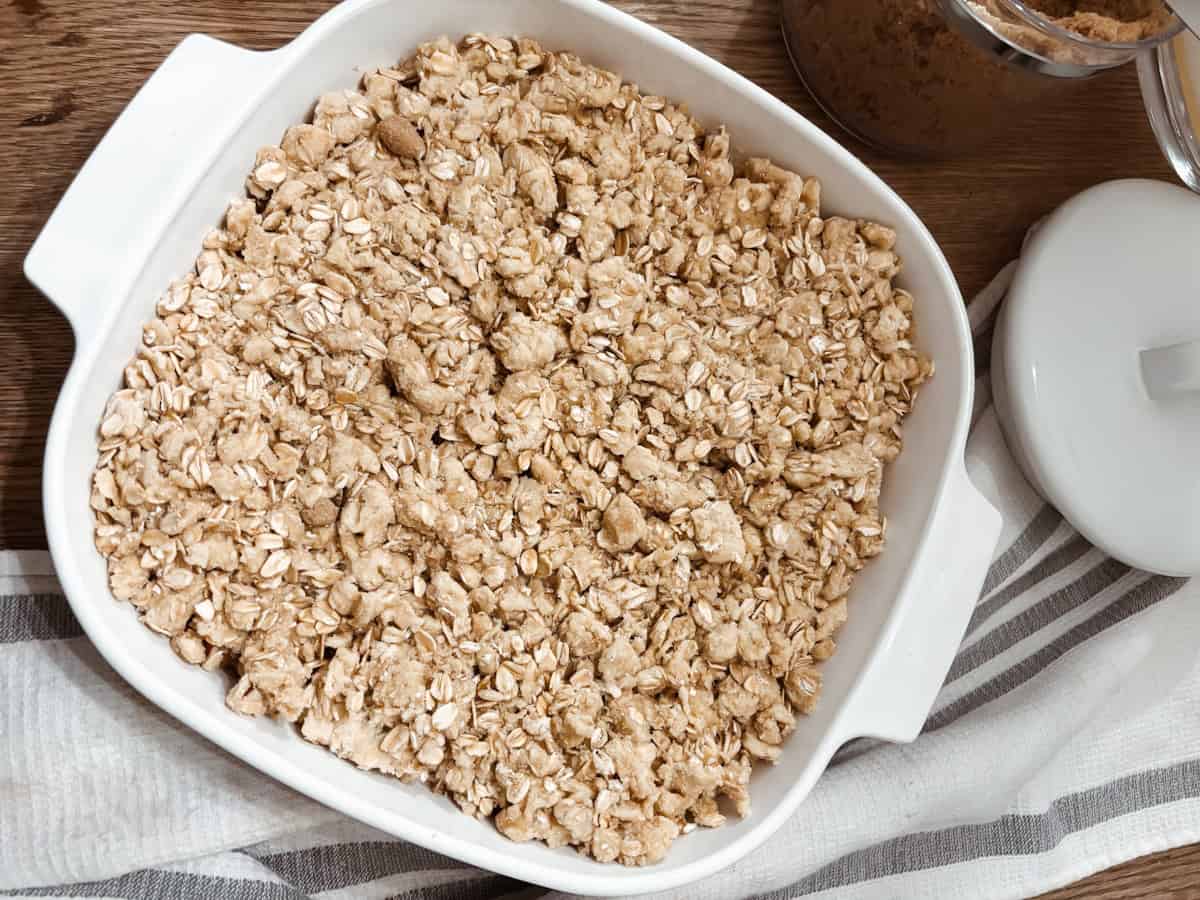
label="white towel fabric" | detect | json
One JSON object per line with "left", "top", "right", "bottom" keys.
{"left": 4, "top": 264, "right": 1200, "bottom": 900}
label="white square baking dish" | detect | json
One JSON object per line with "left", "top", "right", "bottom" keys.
{"left": 26, "top": 0, "right": 1001, "bottom": 894}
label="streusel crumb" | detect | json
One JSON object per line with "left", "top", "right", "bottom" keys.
{"left": 91, "top": 34, "right": 931, "bottom": 865}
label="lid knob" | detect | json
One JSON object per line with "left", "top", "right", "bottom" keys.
{"left": 1141, "top": 338, "right": 1200, "bottom": 399}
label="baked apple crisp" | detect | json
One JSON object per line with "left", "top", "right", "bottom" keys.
{"left": 91, "top": 34, "right": 931, "bottom": 864}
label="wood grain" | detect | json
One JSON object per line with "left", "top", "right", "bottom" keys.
{"left": 0, "top": 1, "right": 1191, "bottom": 895}
{"left": 1037, "top": 844, "right": 1200, "bottom": 900}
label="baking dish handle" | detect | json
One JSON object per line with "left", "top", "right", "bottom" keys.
{"left": 846, "top": 460, "right": 1002, "bottom": 744}
{"left": 24, "top": 34, "right": 273, "bottom": 338}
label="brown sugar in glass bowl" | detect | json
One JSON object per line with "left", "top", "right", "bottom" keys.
{"left": 780, "top": 0, "right": 1185, "bottom": 156}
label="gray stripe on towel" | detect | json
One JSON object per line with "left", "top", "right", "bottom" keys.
{"left": 752, "top": 757, "right": 1200, "bottom": 899}
{"left": 245, "top": 841, "right": 470, "bottom": 894}
{"left": 965, "top": 536, "right": 1092, "bottom": 639}
{"left": 0, "top": 870, "right": 307, "bottom": 900}
{"left": 928, "top": 574, "right": 1187, "bottom": 733}
{"left": 836, "top": 571, "right": 1185, "bottom": 768}
{"left": 383, "top": 878, "right": 522, "bottom": 900}
{"left": 0, "top": 593, "right": 81, "bottom": 643}
{"left": 948, "top": 556, "right": 1132, "bottom": 683}
{"left": 2, "top": 868, "right": 516, "bottom": 900}
{"left": 979, "top": 506, "right": 1062, "bottom": 599}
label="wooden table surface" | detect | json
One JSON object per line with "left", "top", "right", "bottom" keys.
{"left": 1, "top": 0, "right": 1196, "bottom": 895}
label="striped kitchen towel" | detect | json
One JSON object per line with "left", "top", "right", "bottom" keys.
{"left": 4, "top": 263, "right": 1200, "bottom": 900}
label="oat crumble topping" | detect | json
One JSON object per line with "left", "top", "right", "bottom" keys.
{"left": 91, "top": 34, "right": 931, "bottom": 865}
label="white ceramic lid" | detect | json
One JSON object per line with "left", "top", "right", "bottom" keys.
{"left": 992, "top": 179, "right": 1200, "bottom": 576}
